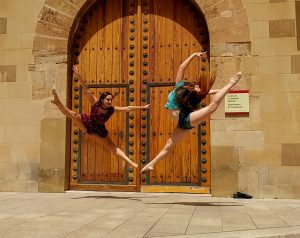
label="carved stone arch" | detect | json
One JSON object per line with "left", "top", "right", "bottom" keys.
{"left": 194, "top": 0, "right": 250, "bottom": 43}
{"left": 32, "top": 0, "right": 250, "bottom": 98}
{"left": 33, "top": 0, "right": 250, "bottom": 69}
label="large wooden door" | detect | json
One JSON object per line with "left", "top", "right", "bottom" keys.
{"left": 69, "top": 0, "right": 211, "bottom": 193}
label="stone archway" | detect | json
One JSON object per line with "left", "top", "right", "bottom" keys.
{"left": 32, "top": 0, "right": 250, "bottom": 101}
{"left": 32, "top": 0, "right": 250, "bottom": 94}
{"left": 33, "top": 0, "right": 250, "bottom": 192}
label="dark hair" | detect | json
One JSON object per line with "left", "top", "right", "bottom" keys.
{"left": 176, "top": 71, "right": 216, "bottom": 110}
{"left": 99, "top": 91, "right": 119, "bottom": 105}
{"left": 175, "top": 86, "right": 203, "bottom": 111}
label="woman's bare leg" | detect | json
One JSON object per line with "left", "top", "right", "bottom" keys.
{"left": 96, "top": 135, "right": 138, "bottom": 168}
{"left": 51, "top": 89, "right": 87, "bottom": 133}
{"left": 140, "top": 127, "right": 190, "bottom": 173}
{"left": 170, "top": 110, "right": 180, "bottom": 123}
{"left": 189, "top": 72, "right": 242, "bottom": 127}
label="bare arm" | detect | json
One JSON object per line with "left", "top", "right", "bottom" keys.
{"left": 114, "top": 104, "right": 150, "bottom": 112}
{"left": 175, "top": 52, "right": 207, "bottom": 83}
{"left": 73, "top": 65, "right": 97, "bottom": 105}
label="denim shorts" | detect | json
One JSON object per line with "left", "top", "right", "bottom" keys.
{"left": 178, "top": 110, "right": 195, "bottom": 130}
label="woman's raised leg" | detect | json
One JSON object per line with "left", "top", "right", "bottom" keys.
{"left": 140, "top": 127, "right": 190, "bottom": 173}
{"left": 189, "top": 72, "right": 242, "bottom": 127}
{"left": 51, "top": 89, "right": 87, "bottom": 133}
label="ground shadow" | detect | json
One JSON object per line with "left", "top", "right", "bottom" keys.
{"left": 145, "top": 202, "right": 242, "bottom": 207}
{"left": 72, "top": 195, "right": 158, "bottom": 201}
{"left": 72, "top": 196, "right": 242, "bottom": 206}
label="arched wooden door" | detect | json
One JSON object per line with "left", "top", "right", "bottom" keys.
{"left": 69, "top": 0, "right": 211, "bottom": 193}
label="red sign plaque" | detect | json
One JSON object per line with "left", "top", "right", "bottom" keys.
{"left": 225, "top": 90, "right": 249, "bottom": 116}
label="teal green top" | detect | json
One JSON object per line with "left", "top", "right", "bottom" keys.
{"left": 164, "top": 80, "right": 185, "bottom": 110}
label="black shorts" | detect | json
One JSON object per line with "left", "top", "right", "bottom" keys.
{"left": 87, "top": 124, "right": 108, "bottom": 138}
{"left": 178, "top": 110, "right": 195, "bottom": 129}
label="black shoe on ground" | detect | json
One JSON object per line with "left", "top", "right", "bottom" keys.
{"left": 233, "top": 192, "right": 253, "bottom": 199}
{"left": 233, "top": 193, "right": 239, "bottom": 198}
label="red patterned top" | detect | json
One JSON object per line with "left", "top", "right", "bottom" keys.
{"left": 81, "top": 101, "right": 114, "bottom": 137}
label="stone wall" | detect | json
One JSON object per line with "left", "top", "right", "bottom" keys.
{"left": 210, "top": 0, "right": 300, "bottom": 198}
{"left": 0, "top": 0, "right": 299, "bottom": 198}
{"left": 0, "top": 0, "right": 45, "bottom": 192}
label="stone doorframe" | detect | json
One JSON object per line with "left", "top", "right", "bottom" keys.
{"left": 33, "top": 0, "right": 250, "bottom": 193}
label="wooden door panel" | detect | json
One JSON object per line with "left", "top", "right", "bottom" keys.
{"left": 71, "top": 0, "right": 134, "bottom": 187}
{"left": 140, "top": 0, "right": 210, "bottom": 187}
{"left": 70, "top": 0, "right": 211, "bottom": 190}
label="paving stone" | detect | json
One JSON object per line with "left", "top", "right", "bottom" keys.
{"left": 0, "top": 192, "right": 299, "bottom": 238}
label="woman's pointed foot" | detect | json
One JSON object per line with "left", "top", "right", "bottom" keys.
{"left": 140, "top": 164, "right": 154, "bottom": 173}
{"left": 131, "top": 162, "right": 138, "bottom": 168}
{"left": 230, "top": 71, "right": 242, "bottom": 86}
{"left": 51, "top": 89, "right": 59, "bottom": 105}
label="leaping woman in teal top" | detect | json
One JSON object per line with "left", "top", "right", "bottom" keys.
{"left": 141, "top": 52, "right": 242, "bottom": 173}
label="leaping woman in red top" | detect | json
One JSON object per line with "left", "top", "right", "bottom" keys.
{"left": 51, "top": 66, "right": 150, "bottom": 168}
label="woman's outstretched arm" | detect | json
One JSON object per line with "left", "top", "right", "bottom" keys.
{"left": 114, "top": 104, "right": 150, "bottom": 112}
{"left": 175, "top": 52, "right": 207, "bottom": 83}
{"left": 73, "top": 65, "right": 98, "bottom": 105}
